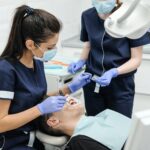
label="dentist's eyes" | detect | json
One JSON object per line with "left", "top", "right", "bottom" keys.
{"left": 47, "top": 48, "right": 53, "bottom": 50}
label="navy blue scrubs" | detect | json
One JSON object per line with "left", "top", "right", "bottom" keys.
{"left": 81, "top": 8, "right": 150, "bottom": 117}
{"left": 0, "top": 58, "right": 46, "bottom": 150}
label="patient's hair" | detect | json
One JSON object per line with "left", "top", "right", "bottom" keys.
{"left": 38, "top": 113, "right": 66, "bottom": 136}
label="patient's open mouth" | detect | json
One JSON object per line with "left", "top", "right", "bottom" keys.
{"left": 66, "top": 95, "right": 79, "bottom": 105}
{"left": 68, "top": 99, "right": 77, "bottom": 105}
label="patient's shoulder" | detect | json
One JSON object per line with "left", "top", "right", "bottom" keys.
{"left": 67, "top": 135, "right": 110, "bottom": 150}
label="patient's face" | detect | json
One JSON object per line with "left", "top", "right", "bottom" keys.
{"left": 52, "top": 96, "right": 85, "bottom": 120}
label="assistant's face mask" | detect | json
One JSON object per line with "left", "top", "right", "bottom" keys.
{"left": 34, "top": 43, "right": 57, "bottom": 62}
{"left": 92, "top": 0, "right": 116, "bottom": 14}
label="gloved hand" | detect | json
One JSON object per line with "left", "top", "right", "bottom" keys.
{"left": 94, "top": 68, "right": 118, "bottom": 87}
{"left": 68, "top": 72, "right": 92, "bottom": 93}
{"left": 68, "top": 59, "right": 86, "bottom": 74}
{"left": 37, "top": 96, "right": 66, "bottom": 115}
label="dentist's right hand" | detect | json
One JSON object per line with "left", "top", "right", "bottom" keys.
{"left": 37, "top": 96, "right": 66, "bottom": 115}
{"left": 68, "top": 72, "right": 92, "bottom": 93}
{"left": 68, "top": 59, "right": 86, "bottom": 74}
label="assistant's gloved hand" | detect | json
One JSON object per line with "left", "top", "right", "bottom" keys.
{"left": 68, "top": 59, "right": 86, "bottom": 74}
{"left": 68, "top": 72, "right": 92, "bottom": 93}
{"left": 37, "top": 96, "right": 66, "bottom": 115}
{"left": 94, "top": 68, "right": 118, "bottom": 87}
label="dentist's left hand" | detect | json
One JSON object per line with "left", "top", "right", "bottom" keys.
{"left": 68, "top": 72, "right": 92, "bottom": 93}
{"left": 37, "top": 96, "right": 66, "bottom": 115}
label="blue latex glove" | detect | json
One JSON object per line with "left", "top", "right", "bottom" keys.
{"left": 68, "top": 72, "right": 92, "bottom": 93}
{"left": 94, "top": 68, "right": 118, "bottom": 87}
{"left": 68, "top": 59, "right": 86, "bottom": 74}
{"left": 37, "top": 96, "right": 66, "bottom": 115}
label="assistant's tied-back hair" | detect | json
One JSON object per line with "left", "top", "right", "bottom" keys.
{"left": 1, "top": 5, "right": 62, "bottom": 60}
{"left": 111, "top": 0, "right": 122, "bottom": 13}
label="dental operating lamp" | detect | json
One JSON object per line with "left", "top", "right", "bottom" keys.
{"left": 105, "top": 0, "right": 150, "bottom": 39}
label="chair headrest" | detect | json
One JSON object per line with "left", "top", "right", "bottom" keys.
{"left": 36, "top": 130, "right": 68, "bottom": 146}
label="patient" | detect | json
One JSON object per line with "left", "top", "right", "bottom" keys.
{"left": 38, "top": 96, "right": 131, "bottom": 150}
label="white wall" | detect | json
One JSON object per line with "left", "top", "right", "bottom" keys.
{"left": 0, "top": 0, "right": 92, "bottom": 54}
{"left": 28, "top": 0, "right": 91, "bottom": 44}
{"left": 133, "top": 54, "right": 150, "bottom": 112}
{"left": 0, "top": 0, "right": 26, "bottom": 54}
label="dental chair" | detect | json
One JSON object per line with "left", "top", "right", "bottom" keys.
{"left": 36, "top": 130, "right": 68, "bottom": 150}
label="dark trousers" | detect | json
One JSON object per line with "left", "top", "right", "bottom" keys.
{"left": 0, "top": 131, "right": 45, "bottom": 150}
{"left": 83, "top": 75, "right": 135, "bottom": 118}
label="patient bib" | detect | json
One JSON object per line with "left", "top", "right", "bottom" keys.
{"left": 73, "top": 109, "right": 131, "bottom": 150}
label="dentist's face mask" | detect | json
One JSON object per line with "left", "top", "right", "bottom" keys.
{"left": 34, "top": 43, "right": 57, "bottom": 62}
{"left": 92, "top": 0, "right": 116, "bottom": 14}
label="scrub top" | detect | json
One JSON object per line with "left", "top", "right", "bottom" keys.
{"left": 80, "top": 7, "right": 150, "bottom": 76}
{"left": 0, "top": 58, "right": 47, "bottom": 132}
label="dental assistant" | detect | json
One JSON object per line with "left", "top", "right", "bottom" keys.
{"left": 68, "top": 0, "right": 150, "bottom": 117}
{"left": 0, "top": 5, "right": 91, "bottom": 150}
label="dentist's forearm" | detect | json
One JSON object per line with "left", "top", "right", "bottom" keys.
{"left": 47, "top": 84, "right": 71, "bottom": 96}
{"left": 0, "top": 106, "right": 41, "bottom": 133}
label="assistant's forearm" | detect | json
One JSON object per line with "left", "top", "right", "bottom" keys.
{"left": 0, "top": 106, "right": 41, "bottom": 133}
{"left": 117, "top": 46, "right": 142, "bottom": 75}
{"left": 117, "top": 58, "right": 142, "bottom": 75}
{"left": 80, "top": 42, "right": 91, "bottom": 60}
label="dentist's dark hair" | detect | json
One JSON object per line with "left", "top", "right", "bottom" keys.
{"left": 1, "top": 5, "right": 62, "bottom": 60}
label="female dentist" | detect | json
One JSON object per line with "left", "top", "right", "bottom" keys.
{"left": 68, "top": 0, "right": 150, "bottom": 117}
{"left": 0, "top": 5, "right": 91, "bottom": 150}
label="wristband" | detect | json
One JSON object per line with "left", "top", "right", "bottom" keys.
{"left": 58, "top": 89, "right": 64, "bottom": 96}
